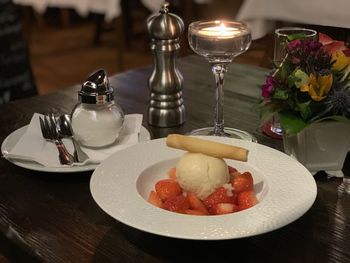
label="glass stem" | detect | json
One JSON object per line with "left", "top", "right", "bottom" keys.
{"left": 211, "top": 63, "right": 227, "bottom": 136}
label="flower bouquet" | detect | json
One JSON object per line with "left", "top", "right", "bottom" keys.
{"left": 261, "top": 33, "right": 350, "bottom": 135}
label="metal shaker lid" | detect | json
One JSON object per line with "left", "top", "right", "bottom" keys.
{"left": 79, "top": 69, "right": 114, "bottom": 104}
{"left": 146, "top": 2, "right": 184, "bottom": 40}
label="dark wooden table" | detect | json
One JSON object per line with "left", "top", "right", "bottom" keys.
{"left": 1, "top": 56, "right": 349, "bottom": 263}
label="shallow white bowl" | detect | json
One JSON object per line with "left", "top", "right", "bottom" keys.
{"left": 90, "top": 136, "right": 317, "bottom": 240}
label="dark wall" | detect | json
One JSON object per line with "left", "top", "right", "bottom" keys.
{"left": 0, "top": 0, "right": 37, "bottom": 104}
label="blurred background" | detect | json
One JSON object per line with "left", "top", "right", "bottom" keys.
{"left": 2, "top": 0, "right": 273, "bottom": 98}
{"left": 2, "top": 0, "right": 348, "bottom": 103}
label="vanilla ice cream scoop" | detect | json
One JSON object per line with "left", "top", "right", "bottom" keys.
{"left": 176, "top": 153, "right": 230, "bottom": 200}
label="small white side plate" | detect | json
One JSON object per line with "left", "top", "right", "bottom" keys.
{"left": 1, "top": 125, "right": 151, "bottom": 173}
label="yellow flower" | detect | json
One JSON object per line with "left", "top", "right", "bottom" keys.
{"left": 332, "top": 51, "right": 350, "bottom": 71}
{"left": 300, "top": 73, "right": 333, "bottom": 101}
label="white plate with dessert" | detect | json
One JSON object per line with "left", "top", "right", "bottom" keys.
{"left": 90, "top": 135, "right": 317, "bottom": 240}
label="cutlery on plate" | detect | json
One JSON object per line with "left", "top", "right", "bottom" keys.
{"left": 57, "top": 114, "right": 89, "bottom": 163}
{"left": 39, "top": 115, "right": 75, "bottom": 165}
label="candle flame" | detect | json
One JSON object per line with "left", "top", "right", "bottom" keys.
{"left": 196, "top": 22, "right": 243, "bottom": 38}
{"left": 219, "top": 23, "right": 226, "bottom": 34}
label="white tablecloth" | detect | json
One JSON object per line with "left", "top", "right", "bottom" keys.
{"left": 237, "top": 0, "right": 350, "bottom": 39}
{"left": 143, "top": 0, "right": 212, "bottom": 12}
{"left": 14, "top": 0, "right": 121, "bottom": 21}
{"left": 14, "top": 0, "right": 213, "bottom": 22}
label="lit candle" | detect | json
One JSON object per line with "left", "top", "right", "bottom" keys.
{"left": 197, "top": 22, "right": 241, "bottom": 39}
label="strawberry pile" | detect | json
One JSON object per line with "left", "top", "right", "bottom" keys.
{"left": 148, "top": 166, "right": 258, "bottom": 216}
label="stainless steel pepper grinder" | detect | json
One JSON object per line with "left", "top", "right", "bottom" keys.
{"left": 146, "top": 2, "right": 185, "bottom": 127}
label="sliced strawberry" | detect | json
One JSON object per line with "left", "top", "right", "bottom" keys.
{"left": 212, "top": 203, "right": 238, "bottom": 215}
{"left": 229, "top": 171, "right": 241, "bottom": 181}
{"left": 167, "top": 167, "right": 177, "bottom": 180}
{"left": 162, "top": 195, "right": 190, "bottom": 213}
{"left": 203, "top": 187, "right": 236, "bottom": 211}
{"left": 231, "top": 171, "right": 253, "bottom": 194}
{"left": 155, "top": 179, "right": 182, "bottom": 201}
{"left": 148, "top": 191, "right": 163, "bottom": 208}
{"left": 237, "top": 190, "right": 258, "bottom": 211}
{"left": 228, "top": 165, "right": 237, "bottom": 174}
{"left": 185, "top": 209, "right": 207, "bottom": 216}
{"left": 187, "top": 192, "right": 209, "bottom": 215}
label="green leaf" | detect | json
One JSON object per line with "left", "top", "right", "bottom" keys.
{"left": 296, "top": 101, "right": 312, "bottom": 119}
{"left": 273, "top": 89, "right": 289, "bottom": 100}
{"left": 287, "top": 33, "right": 308, "bottom": 41}
{"left": 279, "top": 111, "right": 308, "bottom": 135}
{"left": 287, "top": 75, "right": 297, "bottom": 88}
{"left": 280, "top": 60, "right": 293, "bottom": 80}
{"left": 280, "top": 63, "right": 288, "bottom": 80}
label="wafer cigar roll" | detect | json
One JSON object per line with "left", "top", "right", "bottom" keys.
{"left": 166, "top": 134, "right": 248, "bottom": 162}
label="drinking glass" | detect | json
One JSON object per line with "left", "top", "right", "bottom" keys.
{"left": 274, "top": 27, "right": 318, "bottom": 67}
{"left": 188, "top": 20, "right": 256, "bottom": 141}
{"left": 270, "top": 27, "right": 318, "bottom": 137}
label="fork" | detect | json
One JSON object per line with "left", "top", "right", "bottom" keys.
{"left": 39, "top": 115, "right": 75, "bottom": 165}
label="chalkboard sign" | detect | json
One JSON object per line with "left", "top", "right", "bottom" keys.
{"left": 0, "top": 0, "right": 37, "bottom": 104}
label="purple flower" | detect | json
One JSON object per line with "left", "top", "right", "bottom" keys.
{"left": 262, "top": 76, "right": 276, "bottom": 98}
{"left": 287, "top": 40, "right": 302, "bottom": 51}
{"left": 305, "top": 40, "right": 322, "bottom": 52}
{"left": 292, "top": 56, "right": 301, "bottom": 64}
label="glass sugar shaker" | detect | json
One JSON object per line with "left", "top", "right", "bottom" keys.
{"left": 71, "top": 69, "right": 124, "bottom": 148}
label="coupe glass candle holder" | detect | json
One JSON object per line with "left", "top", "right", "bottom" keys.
{"left": 188, "top": 20, "right": 256, "bottom": 141}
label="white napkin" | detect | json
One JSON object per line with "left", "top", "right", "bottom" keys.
{"left": 5, "top": 113, "right": 143, "bottom": 167}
